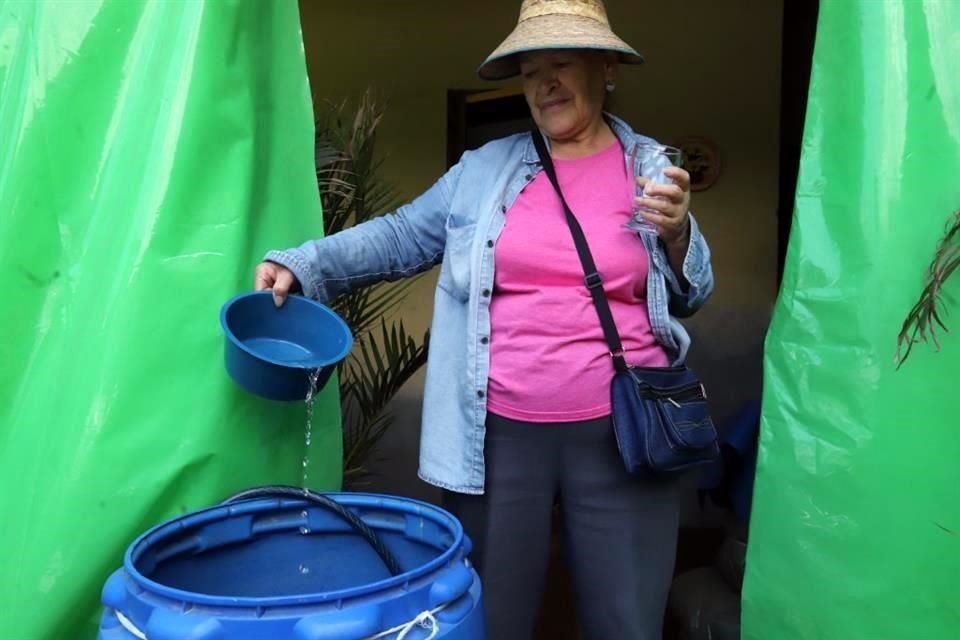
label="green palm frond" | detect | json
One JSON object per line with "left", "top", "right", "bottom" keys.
{"left": 314, "top": 88, "right": 430, "bottom": 487}
{"left": 315, "top": 139, "right": 341, "bottom": 170}
{"left": 340, "top": 320, "right": 429, "bottom": 483}
{"left": 896, "top": 209, "right": 960, "bottom": 367}
{"left": 333, "top": 280, "right": 421, "bottom": 341}
{"left": 343, "top": 320, "right": 428, "bottom": 425}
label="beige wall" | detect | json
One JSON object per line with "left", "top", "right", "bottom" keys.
{"left": 300, "top": 0, "right": 783, "bottom": 502}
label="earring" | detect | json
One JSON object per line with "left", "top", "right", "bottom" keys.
{"left": 605, "top": 80, "right": 616, "bottom": 92}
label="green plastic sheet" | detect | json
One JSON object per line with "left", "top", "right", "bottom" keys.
{"left": 0, "top": 1, "right": 341, "bottom": 637}
{"left": 743, "top": 1, "right": 960, "bottom": 638}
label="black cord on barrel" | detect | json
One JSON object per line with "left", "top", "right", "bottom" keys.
{"left": 221, "top": 485, "right": 403, "bottom": 576}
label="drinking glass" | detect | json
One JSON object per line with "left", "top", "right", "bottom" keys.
{"left": 624, "top": 142, "right": 684, "bottom": 233}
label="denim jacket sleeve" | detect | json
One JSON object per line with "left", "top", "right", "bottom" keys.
{"left": 663, "top": 213, "right": 714, "bottom": 318}
{"left": 263, "top": 161, "right": 464, "bottom": 303}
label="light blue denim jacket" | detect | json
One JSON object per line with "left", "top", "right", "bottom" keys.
{"left": 265, "top": 113, "right": 713, "bottom": 494}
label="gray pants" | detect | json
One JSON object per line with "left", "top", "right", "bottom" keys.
{"left": 443, "top": 413, "right": 681, "bottom": 640}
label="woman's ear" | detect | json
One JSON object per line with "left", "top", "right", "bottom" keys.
{"left": 604, "top": 52, "right": 618, "bottom": 86}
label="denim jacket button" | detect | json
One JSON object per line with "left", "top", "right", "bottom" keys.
{"left": 477, "top": 390, "right": 485, "bottom": 399}
{"left": 500, "top": 204, "right": 507, "bottom": 213}
{"left": 487, "top": 240, "right": 494, "bottom": 248}
{"left": 480, "top": 336, "right": 489, "bottom": 345}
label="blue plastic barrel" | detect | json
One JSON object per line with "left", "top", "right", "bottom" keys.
{"left": 97, "top": 492, "right": 485, "bottom": 639}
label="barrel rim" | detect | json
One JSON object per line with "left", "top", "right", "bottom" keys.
{"left": 122, "top": 492, "right": 466, "bottom": 609}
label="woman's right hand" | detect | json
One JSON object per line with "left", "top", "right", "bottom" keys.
{"left": 254, "top": 261, "right": 301, "bottom": 307}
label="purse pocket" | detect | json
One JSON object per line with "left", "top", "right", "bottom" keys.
{"left": 642, "top": 382, "right": 717, "bottom": 450}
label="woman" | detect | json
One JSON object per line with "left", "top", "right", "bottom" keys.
{"left": 256, "top": 1, "right": 713, "bottom": 637}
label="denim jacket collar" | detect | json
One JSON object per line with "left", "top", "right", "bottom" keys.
{"left": 521, "top": 112, "right": 638, "bottom": 165}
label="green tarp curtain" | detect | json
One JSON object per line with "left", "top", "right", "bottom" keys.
{"left": 743, "top": 1, "right": 960, "bottom": 638}
{"left": 0, "top": 1, "right": 341, "bottom": 637}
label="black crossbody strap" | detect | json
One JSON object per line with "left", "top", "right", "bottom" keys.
{"left": 530, "top": 129, "right": 628, "bottom": 373}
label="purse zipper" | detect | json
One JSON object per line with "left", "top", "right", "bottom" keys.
{"left": 642, "top": 382, "right": 707, "bottom": 406}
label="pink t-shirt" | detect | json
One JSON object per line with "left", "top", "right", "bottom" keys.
{"left": 486, "top": 140, "right": 669, "bottom": 422}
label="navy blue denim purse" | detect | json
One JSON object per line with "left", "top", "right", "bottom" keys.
{"left": 532, "top": 130, "right": 719, "bottom": 474}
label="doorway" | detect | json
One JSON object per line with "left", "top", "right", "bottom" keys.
{"left": 297, "top": 0, "right": 821, "bottom": 637}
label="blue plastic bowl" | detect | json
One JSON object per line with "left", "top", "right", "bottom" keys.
{"left": 220, "top": 291, "right": 353, "bottom": 401}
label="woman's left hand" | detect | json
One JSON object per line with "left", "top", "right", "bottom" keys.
{"left": 636, "top": 166, "right": 692, "bottom": 247}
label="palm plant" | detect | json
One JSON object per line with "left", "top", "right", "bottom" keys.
{"left": 896, "top": 210, "right": 960, "bottom": 538}
{"left": 314, "top": 89, "right": 429, "bottom": 486}
{"left": 896, "top": 209, "right": 960, "bottom": 367}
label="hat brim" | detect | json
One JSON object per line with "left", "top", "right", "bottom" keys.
{"left": 478, "top": 14, "right": 644, "bottom": 81}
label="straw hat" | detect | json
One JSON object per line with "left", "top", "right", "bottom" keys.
{"left": 478, "top": 0, "right": 644, "bottom": 81}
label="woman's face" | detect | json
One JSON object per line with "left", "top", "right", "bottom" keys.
{"left": 519, "top": 49, "right": 615, "bottom": 142}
